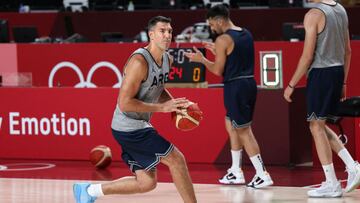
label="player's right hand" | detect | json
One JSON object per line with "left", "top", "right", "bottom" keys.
{"left": 283, "top": 86, "right": 294, "bottom": 103}
{"left": 184, "top": 46, "right": 204, "bottom": 63}
{"left": 341, "top": 85, "right": 346, "bottom": 101}
{"left": 161, "top": 98, "right": 189, "bottom": 114}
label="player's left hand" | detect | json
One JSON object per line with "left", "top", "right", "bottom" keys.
{"left": 283, "top": 86, "right": 294, "bottom": 103}
{"left": 202, "top": 41, "right": 215, "bottom": 55}
{"left": 184, "top": 46, "right": 205, "bottom": 63}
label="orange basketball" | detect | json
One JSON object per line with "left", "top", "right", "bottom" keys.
{"left": 89, "top": 145, "right": 112, "bottom": 169}
{"left": 171, "top": 102, "right": 203, "bottom": 131}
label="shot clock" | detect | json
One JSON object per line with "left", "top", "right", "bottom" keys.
{"left": 167, "top": 48, "right": 206, "bottom": 83}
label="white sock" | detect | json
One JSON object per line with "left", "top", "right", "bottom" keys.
{"left": 250, "top": 154, "right": 266, "bottom": 176}
{"left": 230, "top": 149, "right": 242, "bottom": 171}
{"left": 338, "top": 148, "right": 356, "bottom": 171}
{"left": 322, "top": 163, "right": 338, "bottom": 183}
{"left": 87, "top": 184, "right": 104, "bottom": 198}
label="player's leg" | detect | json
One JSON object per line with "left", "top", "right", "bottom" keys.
{"left": 226, "top": 117, "right": 243, "bottom": 162}
{"left": 219, "top": 118, "right": 245, "bottom": 185}
{"left": 102, "top": 170, "right": 157, "bottom": 194}
{"left": 306, "top": 67, "right": 343, "bottom": 197}
{"left": 161, "top": 147, "right": 197, "bottom": 203}
{"left": 234, "top": 126, "right": 273, "bottom": 189}
{"left": 224, "top": 78, "right": 272, "bottom": 188}
{"left": 235, "top": 126, "right": 258, "bottom": 157}
{"left": 307, "top": 66, "right": 359, "bottom": 196}
{"left": 73, "top": 170, "right": 157, "bottom": 203}
{"left": 325, "top": 125, "right": 343, "bottom": 153}
{"left": 325, "top": 125, "right": 360, "bottom": 192}
{"left": 310, "top": 121, "right": 333, "bottom": 165}
{"left": 307, "top": 120, "right": 342, "bottom": 197}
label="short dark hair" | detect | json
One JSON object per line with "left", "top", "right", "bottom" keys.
{"left": 148, "top": 16, "right": 172, "bottom": 31}
{"left": 206, "top": 4, "right": 230, "bottom": 20}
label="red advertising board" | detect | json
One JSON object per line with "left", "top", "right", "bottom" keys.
{"left": 13, "top": 42, "right": 306, "bottom": 87}
{"left": 0, "top": 87, "right": 228, "bottom": 163}
{"left": 0, "top": 41, "right": 358, "bottom": 96}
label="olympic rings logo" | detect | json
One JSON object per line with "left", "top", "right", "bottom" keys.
{"left": 48, "top": 61, "right": 122, "bottom": 88}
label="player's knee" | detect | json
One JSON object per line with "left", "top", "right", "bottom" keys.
{"left": 235, "top": 126, "right": 250, "bottom": 137}
{"left": 167, "top": 148, "right": 186, "bottom": 167}
{"left": 309, "top": 122, "right": 323, "bottom": 135}
{"left": 174, "top": 150, "right": 186, "bottom": 166}
{"left": 138, "top": 178, "right": 157, "bottom": 193}
{"left": 227, "top": 128, "right": 237, "bottom": 137}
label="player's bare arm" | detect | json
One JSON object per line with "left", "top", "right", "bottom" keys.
{"left": 184, "top": 34, "right": 230, "bottom": 76}
{"left": 284, "top": 9, "right": 321, "bottom": 102}
{"left": 210, "top": 34, "right": 231, "bottom": 75}
{"left": 118, "top": 54, "right": 184, "bottom": 113}
{"left": 342, "top": 29, "right": 351, "bottom": 100}
{"left": 118, "top": 54, "right": 150, "bottom": 112}
{"left": 119, "top": 53, "right": 188, "bottom": 113}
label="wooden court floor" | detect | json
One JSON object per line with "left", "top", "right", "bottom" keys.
{"left": 0, "top": 178, "right": 359, "bottom": 203}
{"left": 0, "top": 160, "right": 359, "bottom": 203}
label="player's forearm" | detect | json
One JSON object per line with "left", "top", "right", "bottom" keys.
{"left": 119, "top": 98, "right": 164, "bottom": 113}
{"left": 343, "top": 49, "right": 351, "bottom": 84}
{"left": 289, "top": 56, "right": 312, "bottom": 87}
{"left": 202, "top": 57, "right": 222, "bottom": 76}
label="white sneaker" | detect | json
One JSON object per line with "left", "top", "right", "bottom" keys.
{"left": 246, "top": 172, "right": 273, "bottom": 189}
{"left": 219, "top": 168, "right": 245, "bottom": 185}
{"left": 307, "top": 181, "right": 342, "bottom": 198}
{"left": 345, "top": 161, "right": 360, "bottom": 193}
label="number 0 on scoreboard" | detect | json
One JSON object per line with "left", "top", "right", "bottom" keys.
{"left": 260, "top": 51, "right": 283, "bottom": 89}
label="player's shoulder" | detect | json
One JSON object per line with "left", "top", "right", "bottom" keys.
{"left": 129, "top": 53, "right": 148, "bottom": 67}
{"left": 303, "top": 8, "right": 323, "bottom": 26}
{"left": 216, "top": 33, "right": 232, "bottom": 46}
{"left": 306, "top": 8, "right": 324, "bottom": 19}
{"left": 124, "top": 53, "right": 148, "bottom": 75}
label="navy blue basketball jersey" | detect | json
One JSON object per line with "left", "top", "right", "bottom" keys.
{"left": 223, "top": 29, "right": 254, "bottom": 82}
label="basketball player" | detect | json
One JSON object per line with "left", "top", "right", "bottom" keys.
{"left": 284, "top": 0, "right": 360, "bottom": 198}
{"left": 73, "top": 16, "right": 197, "bottom": 203}
{"left": 198, "top": 40, "right": 245, "bottom": 185}
{"left": 185, "top": 4, "right": 273, "bottom": 188}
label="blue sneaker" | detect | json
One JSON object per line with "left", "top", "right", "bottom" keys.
{"left": 73, "top": 183, "right": 97, "bottom": 203}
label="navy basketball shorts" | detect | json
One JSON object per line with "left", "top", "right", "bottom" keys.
{"left": 112, "top": 127, "right": 174, "bottom": 172}
{"left": 306, "top": 66, "right": 344, "bottom": 121}
{"left": 224, "top": 78, "right": 257, "bottom": 128}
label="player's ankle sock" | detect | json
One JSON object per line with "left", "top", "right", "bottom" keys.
{"left": 322, "top": 163, "right": 338, "bottom": 183}
{"left": 230, "top": 149, "right": 242, "bottom": 171}
{"left": 338, "top": 148, "right": 356, "bottom": 171}
{"left": 250, "top": 154, "right": 266, "bottom": 176}
{"left": 87, "top": 184, "right": 104, "bottom": 197}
